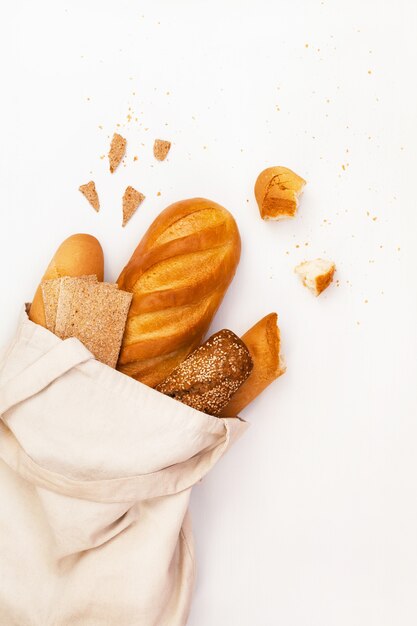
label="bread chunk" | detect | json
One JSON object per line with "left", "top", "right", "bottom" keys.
{"left": 255, "top": 166, "right": 305, "bottom": 220}
{"left": 295, "top": 258, "right": 336, "bottom": 296}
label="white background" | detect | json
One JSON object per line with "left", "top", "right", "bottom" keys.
{"left": 1, "top": 1, "right": 417, "bottom": 624}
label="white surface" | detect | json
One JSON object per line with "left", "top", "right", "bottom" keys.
{"left": 1, "top": 1, "right": 416, "bottom": 624}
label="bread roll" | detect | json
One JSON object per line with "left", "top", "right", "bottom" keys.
{"left": 156, "top": 329, "right": 253, "bottom": 416}
{"left": 220, "top": 313, "right": 285, "bottom": 416}
{"left": 117, "top": 198, "right": 241, "bottom": 385}
{"left": 29, "top": 234, "right": 104, "bottom": 327}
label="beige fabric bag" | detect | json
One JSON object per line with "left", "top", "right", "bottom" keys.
{"left": 0, "top": 309, "right": 247, "bottom": 626}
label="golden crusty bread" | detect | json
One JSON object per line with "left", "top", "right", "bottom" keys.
{"left": 220, "top": 313, "right": 285, "bottom": 416}
{"left": 156, "top": 329, "right": 253, "bottom": 416}
{"left": 117, "top": 198, "right": 241, "bottom": 385}
{"left": 29, "top": 234, "right": 104, "bottom": 327}
{"left": 254, "top": 166, "right": 306, "bottom": 220}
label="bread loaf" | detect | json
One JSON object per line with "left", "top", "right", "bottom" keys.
{"left": 29, "top": 234, "right": 104, "bottom": 328}
{"left": 220, "top": 313, "right": 285, "bottom": 416}
{"left": 117, "top": 198, "right": 241, "bottom": 386}
{"left": 156, "top": 329, "right": 253, "bottom": 416}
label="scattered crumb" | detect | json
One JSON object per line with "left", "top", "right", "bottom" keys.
{"left": 122, "top": 186, "right": 145, "bottom": 227}
{"left": 133, "top": 156, "right": 138, "bottom": 161}
{"left": 153, "top": 139, "right": 171, "bottom": 161}
{"left": 79, "top": 181, "right": 100, "bottom": 212}
{"left": 109, "top": 133, "right": 126, "bottom": 173}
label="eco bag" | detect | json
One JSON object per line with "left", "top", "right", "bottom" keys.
{"left": 0, "top": 308, "right": 247, "bottom": 626}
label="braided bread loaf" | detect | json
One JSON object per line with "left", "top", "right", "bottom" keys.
{"left": 117, "top": 198, "right": 241, "bottom": 386}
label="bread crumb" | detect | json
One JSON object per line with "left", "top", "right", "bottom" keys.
{"left": 109, "top": 133, "right": 126, "bottom": 173}
{"left": 122, "top": 186, "right": 145, "bottom": 227}
{"left": 133, "top": 156, "right": 138, "bottom": 161}
{"left": 79, "top": 181, "right": 100, "bottom": 212}
{"left": 153, "top": 139, "right": 171, "bottom": 161}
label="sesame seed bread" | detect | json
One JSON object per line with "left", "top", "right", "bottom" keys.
{"left": 156, "top": 329, "right": 253, "bottom": 416}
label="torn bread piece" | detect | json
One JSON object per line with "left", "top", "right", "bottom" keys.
{"left": 55, "top": 280, "right": 132, "bottom": 368}
{"left": 255, "top": 166, "right": 306, "bottom": 220}
{"left": 153, "top": 139, "right": 171, "bottom": 161}
{"left": 109, "top": 133, "right": 127, "bottom": 173}
{"left": 122, "top": 186, "right": 145, "bottom": 227}
{"left": 41, "top": 275, "right": 98, "bottom": 334}
{"left": 295, "top": 259, "right": 336, "bottom": 296}
{"left": 79, "top": 181, "right": 100, "bottom": 212}
{"left": 220, "top": 312, "right": 285, "bottom": 417}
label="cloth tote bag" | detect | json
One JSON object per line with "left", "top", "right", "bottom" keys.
{"left": 0, "top": 308, "right": 247, "bottom": 626}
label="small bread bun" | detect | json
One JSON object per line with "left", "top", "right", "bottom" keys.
{"left": 29, "top": 234, "right": 104, "bottom": 327}
{"left": 220, "top": 313, "right": 285, "bottom": 417}
{"left": 295, "top": 258, "right": 335, "bottom": 296}
{"left": 255, "top": 166, "right": 306, "bottom": 220}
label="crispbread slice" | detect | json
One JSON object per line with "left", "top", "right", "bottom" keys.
{"left": 122, "top": 186, "right": 145, "bottom": 227}
{"left": 42, "top": 275, "right": 97, "bottom": 334}
{"left": 109, "top": 133, "right": 126, "bottom": 173}
{"left": 41, "top": 279, "right": 62, "bottom": 332}
{"left": 54, "top": 276, "right": 98, "bottom": 338}
{"left": 79, "top": 181, "right": 100, "bottom": 212}
{"left": 56, "top": 280, "right": 132, "bottom": 368}
{"left": 153, "top": 139, "right": 171, "bottom": 161}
